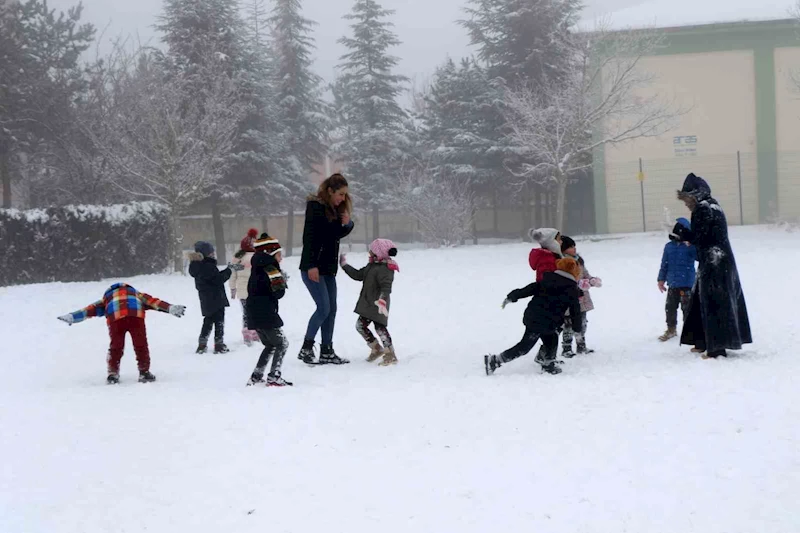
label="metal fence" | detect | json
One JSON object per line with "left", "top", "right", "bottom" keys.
{"left": 602, "top": 150, "right": 800, "bottom": 234}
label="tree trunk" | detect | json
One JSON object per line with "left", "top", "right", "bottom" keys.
{"left": 261, "top": 215, "right": 269, "bottom": 235}
{"left": 372, "top": 205, "right": 380, "bottom": 240}
{"left": 210, "top": 192, "right": 227, "bottom": 265}
{"left": 492, "top": 186, "right": 499, "bottom": 238}
{"left": 171, "top": 211, "right": 184, "bottom": 274}
{"left": 521, "top": 182, "right": 532, "bottom": 240}
{"left": 555, "top": 176, "right": 568, "bottom": 233}
{"left": 1, "top": 151, "right": 11, "bottom": 209}
{"left": 286, "top": 205, "right": 294, "bottom": 257}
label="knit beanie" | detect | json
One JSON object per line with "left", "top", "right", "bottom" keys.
{"left": 194, "top": 241, "right": 215, "bottom": 258}
{"left": 240, "top": 228, "right": 258, "bottom": 253}
{"left": 556, "top": 257, "right": 581, "bottom": 280}
{"left": 254, "top": 232, "right": 282, "bottom": 256}
{"left": 560, "top": 236, "right": 576, "bottom": 253}
{"left": 369, "top": 238, "right": 398, "bottom": 262}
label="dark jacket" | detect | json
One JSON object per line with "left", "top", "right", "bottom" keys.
{"left": 246, "top": 251, "right": 286, "bottom": 330}
{"left": 299, "top": 198, "right": 355, "bottom": 276}
{"left": 188, "top": 253, "right": 231, "bottom": 317}
{"left": 508, "top": 271, "right": 583, "bottom": 334}
{"left": 675, "top": 174, "right": 752, "bottom": 351}
{"left": 342, "top": 261, "right": 395, "bottom": 326}
{"left": 658, "top": 218, "right": 697, "bottom": 288}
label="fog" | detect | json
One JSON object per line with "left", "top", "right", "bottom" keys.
{"left": 47, "top": 0, "right": 643, "bottom": 82}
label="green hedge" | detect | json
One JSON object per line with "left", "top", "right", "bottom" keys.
{"left": 0, "top": 202, "right": 170, "bottom": 286}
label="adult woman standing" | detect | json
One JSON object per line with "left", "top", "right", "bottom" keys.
{"left": 298, "top": 173, "right": 355, "bottom": 364}
{"left": 674, "top": 173, "right": 752, "bottom": 358}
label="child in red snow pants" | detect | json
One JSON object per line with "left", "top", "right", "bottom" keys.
{"left": 107, "top": 316, "right": 151, "bottom": 374}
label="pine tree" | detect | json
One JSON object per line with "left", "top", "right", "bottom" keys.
{"left": 460, "top": 0, "right": 582, "bottom": 87}
{"left": 268, "top": 0, "right": 329, "bottom": 203}
{"left": 333, "top": 0, "right": 409, "bottom": 237}
{"left": 0, "top": 0, "right": 94, "bottom": 208}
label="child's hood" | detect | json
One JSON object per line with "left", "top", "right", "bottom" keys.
{"left": 529, "top": 227, "right": 561, "bottom": 256}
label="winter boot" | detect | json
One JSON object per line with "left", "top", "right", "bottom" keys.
{"left": 319, "top": 344, "right": 350, "bottom": 365}
{"left": 541, "top": 363, "right": 563, "bottom": 375}
{"left": 298, "top": 338, "right": 317, "bottom": 364}
{"left": 242, "top": 329, "right": 253, "bottom": 347}
{"left": 561, "top": 344, "right": 577, "bottom": 358}
{"left": 214, "top": 344, "right": 230, "bottom": 354}
{"left": 690, "top": 347, "right": 706, "bottom": 354}
{"left": 247, "top": 372, "right": 265, "bottom": 386}
{"left": 267, "top": 374, "right": 293, "bottom": 387}
{"left": 576, "top": 340, "right": 594, "bottom": 355}
{"left": 196, "top": 343, "right": 208, "bottom": 354}
{"left": 379, "top": 346, "right": 398, "bottom": 366}
{"left": 702, "top": 350, "right": 728, "bottom": 359}
{"left": 107, "top": 373, "right": 120, "bottom": 385}
{"left": 659, "top": 327, "right": 678, "bottom": 342}
{"left": 366, "top": 341, "right": 384, "bottom": 362}
{"left": 138, "top": 371, "right": 157, "bottom": 383}
{"left": 484, "top": 354, "right": 502, "bottom": 376}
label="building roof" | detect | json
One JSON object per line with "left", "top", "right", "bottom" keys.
{"left": 601, "top": 0, "right": 797, "bottom": 30}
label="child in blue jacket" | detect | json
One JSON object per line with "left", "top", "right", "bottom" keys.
{"left": 657, "top": 218, "right": 697, "bottom": 341}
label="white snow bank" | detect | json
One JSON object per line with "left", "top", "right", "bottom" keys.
{"left": 1, "top": 225, "right": 799, "bottom": 532}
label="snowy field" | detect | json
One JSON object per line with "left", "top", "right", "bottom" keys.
{"left": 2, "top": 225, "right": 799, "bottom": 533}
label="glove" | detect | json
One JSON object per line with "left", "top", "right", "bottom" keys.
{"left": 169, "top": 305, "right": 186, "bottom": 318}
{"left": 578, "top": 279, "right": 591, "bottom": 290}
{"left": 231, "top": 289, "right": 237, "bottom": 299}
{"left": 58, "top": 314, "right": 74, "bottom": 325}
{"left": 375, "top": 299, "right": 389, "bottom": 317}
{"left": 339, "top": 253, "right": 347, "bottom": 267}
{"left": 501, "top": 298, "right": 511, "bottom": 309}
{"left": 228, "top": 262, "right": 245, "bottom": 272}
{"left": 590, "top": 277, "right": 602, "bottom": 288}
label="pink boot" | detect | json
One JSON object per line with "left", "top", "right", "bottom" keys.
{"left": 242, "top": 328, "right": 253, "bottom": 347}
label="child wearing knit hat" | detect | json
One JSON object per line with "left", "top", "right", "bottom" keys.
{"left": 559, "top": 236, "right": 603, "bottom": 357}
{"left": 485, "top": 257, "right": 583, "bottom": 376}
{"left": 245, "top": 233, "right": 292, "bottom": 386}
{"left": 340, "top": 238, "right": 399, "bottom": 366}
{"left": 230, "top": 228, "right": 260, "bottom": 346}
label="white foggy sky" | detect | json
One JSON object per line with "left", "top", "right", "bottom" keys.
{"left": 51, "top": 0, "right": 643, "bottom": 83}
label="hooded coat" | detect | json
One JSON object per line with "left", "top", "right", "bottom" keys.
{"left": 674, "top": 173, "right": 752, "bottom": 352}
{"left": 507, "top": 270, "right": 583, "bottom": 334}
{"left": 188, "top": 253, "right": 231, "bottom": 317}
{"left": 658, "top": 218, "right": 697, "bottom": 289}
{"left": 246, "top": 251, "right": 286, "bottom": 330}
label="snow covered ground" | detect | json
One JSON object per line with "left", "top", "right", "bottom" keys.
{"left": 2, "top": 225, "right": 799, "bottom": 533}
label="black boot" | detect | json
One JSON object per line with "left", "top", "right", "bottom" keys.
{"left": 541, "top": 363, "right": 563, "bottom": 375}
{"left": 576, "top": 341, "right": 594, "bottom": 355}
{"left": 138, "top": 371, "right": 157, "bottom": 383}
{"left": 247, "top": 372, "right": 265, "bottom": 386}
{"left": 267, "top": 373, "right": 293, "bottom": 387}
{"left": 196, "top": 343, "right": 208, "bottom": 354}
{"left": 484, "top": 354, "right": 502, "bottom": 376}
{"left": 319, "top": 344, "right": 350, "bottom": 365}
{"left": 214, "top": 343, "right": 230, "bottom": 354}
{"left": 107, "top": 373, "right": 120, "bottom": 385}
{"left": 298, "top": 338, "right": 316, "bottom": 364}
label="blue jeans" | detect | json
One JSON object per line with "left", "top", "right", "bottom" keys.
{"left": 302, "top": 272, "right": 338, "bottom": 346}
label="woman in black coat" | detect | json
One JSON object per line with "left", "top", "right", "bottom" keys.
{"left": 674, "top": 173, "right": 752, "bottom": 358}
{"left": 297, "top": 173, "right": 355, "bottom": 365}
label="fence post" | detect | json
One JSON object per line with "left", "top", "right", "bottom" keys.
{"left": 639, "top": 157, "right": 646, "bottom": 232}
{"left": 737, "top": 151, "right": 744, "bottom": 225}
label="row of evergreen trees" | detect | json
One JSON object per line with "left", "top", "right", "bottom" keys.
{"left": 1, "top": 0, "right": 585, "bottom": 260}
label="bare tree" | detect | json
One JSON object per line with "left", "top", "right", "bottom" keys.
{"left": 504, "top": 24, "right": 685, "bottom": 231}
{"left": 90, "top": 51, "right": 247, "bottom": 272}
{"left": 392, "top": 159, "right": 475, "bottom": 247}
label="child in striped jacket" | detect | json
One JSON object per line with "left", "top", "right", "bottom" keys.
{"left": 58, "top": 283, "right": 186, "bottom": 384}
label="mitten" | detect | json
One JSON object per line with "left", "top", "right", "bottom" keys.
{"left": 375, "top": 299, "right": 389, "bottom": 317}
{"left": 228, "top": 262, "right": 245, "bottom": 272}
{"left": 578, "top": 279, "right": 591, "bottom": 290}
{"left": 590, "top": 277, "right": 602, "bottom": 288}
{"left": 339, "top": 253, "right": 347, "bottom": 267}
{"left": 231, "top": 289, "right": 237, "bottom": 299}
{"left": 169, "top": 305, "right": 186, "bottom": 318}
{"left": 57, "top": 314, "right": 74, "bottom": 325}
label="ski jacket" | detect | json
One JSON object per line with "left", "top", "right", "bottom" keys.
{"left": 508, "top": 271, "right": 583, "bottom": 334}
{"left": 658, "top": 218, "right": 697, "bottom": 289}
{"left": 299, "top": 198, "right": 355, "bottom": 276}
{"left": 342, "top": 261, "right": 396, "bottom": 326}
{"left": 229, "top": 251, "right": 254, "bottom": 299}
{"left": 189, "top": 254, "right": 231, "bottom": 317}
{"left": 246, "top": 251, "right": 286, "bottom": 330}
{"left": 68, "top": 283, "right": 171, "bottom": 324}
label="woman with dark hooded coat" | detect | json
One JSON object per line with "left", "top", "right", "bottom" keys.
{"left": 673, "top": 173, "right": 752, "bottom": 358}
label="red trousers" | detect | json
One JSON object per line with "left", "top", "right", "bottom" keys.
{"left": 107, "top": 316, "right": 150, "bottom": 374}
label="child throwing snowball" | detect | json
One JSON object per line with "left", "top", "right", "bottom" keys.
{"left": 485, "top": 258, "right": 583, "bottom": 376}
{"left": 57, "top": 283, "right": 186, "bottom": 384}
{"left": 340, "top": 239, "right": 399, "bottom": 366}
